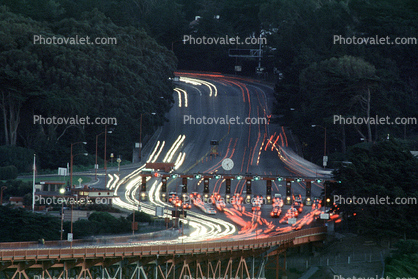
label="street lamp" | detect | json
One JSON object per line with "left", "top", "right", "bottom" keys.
{"left": 95, "top": 129, "right": 112, "bottom": 180}
{"left": 103, "top": 124, "right": 117, "bottom": 187}
{"left": 311, "top": 125, "right": 327, "bottom": 168}
{"left": 70, "top": 142, "right": 87, "bottom": 189}
{"left": 72, "top": 152, "right": 89, "bottom": 187}
{"left": 139, "top": 112, "right": 156, "bottom": 161}
{"left": 59, "top": 187, "right": 65, "bottom": 241}
{"left": 69, "top": 151, "right": 87, "bottom": 246}
{"left": 0, "top": 186, "right": 7, "bottom": 205}
{"left": 132, "top": 182, "right": 141, "bottom": 236}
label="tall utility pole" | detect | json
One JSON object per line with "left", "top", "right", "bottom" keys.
{"left": 32, "top": 154, "right": 36, "bottom": 211}
{"left": 104, "top": 125, "right": 108, "bottom": 186}
{"left": 139, "top": 112, "right": 156, "bottom": 161}
{"left": 312, "top": 125, "right": 327, "bottom": 168}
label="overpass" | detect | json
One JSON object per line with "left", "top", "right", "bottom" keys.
{"left": 0, "top": 227, "right": 326, "bottom": 279}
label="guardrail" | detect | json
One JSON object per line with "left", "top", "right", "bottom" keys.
{"left": 0, "top": 228, "right": 176, "bottom": 249}
{"left": 0, "top": 227, "right": 327, "bottom": 261}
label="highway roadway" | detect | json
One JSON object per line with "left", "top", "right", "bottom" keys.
{"left": 107, "top": 72, "right": 334, "bottom": 244}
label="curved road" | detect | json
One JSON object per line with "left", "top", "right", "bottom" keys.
{"left": 108, "top": 72, "right": 333, "bottom": 244}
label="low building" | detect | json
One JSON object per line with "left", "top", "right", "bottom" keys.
{"left": 9, "top": 197, "right": 24, "bottom": 207}
{"left": 36, "top": 181, "right": 66, "bottom": 192}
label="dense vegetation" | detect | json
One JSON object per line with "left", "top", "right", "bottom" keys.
{"left": 263, "top": 0, "right": 418, "bottom": 163}
{"left": 0, "top": 180, "right": 32, "bottom": 204}
{"left": 331, "top": 139, "right": 418, "bottom": 239}
{"left": 0, "top": 0, "right": 416, "bottom": 172}
{"left": 0, "top": 1, "right": 177, "bottom": 171}
{"left": 385, "top": 240, "right": 418, "bottom": 278}
{"left": 0, "top": 206, "right": 151, "bottom": 241}
{"left": 0, "top": 0, "right": 416, "bottom": 245}
{"left": 0, "top": 206, "right": 61, "bottom": 241}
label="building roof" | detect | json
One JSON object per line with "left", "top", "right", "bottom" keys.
{"left": 9, "top": 197, "right": 24, "bottom": 202}
{"left": 39, "top": 181, "right": 66, "bottom": 185}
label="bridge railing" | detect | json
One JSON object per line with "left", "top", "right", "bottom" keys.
{"left": 0, "top": 229, "right": 177, "bottom": 250}
{"left": 0, "top": 227, "right": 326, "bottom": 261}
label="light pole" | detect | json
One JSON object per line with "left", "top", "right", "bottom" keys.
{"left": 311, "top": 125, "right": 327, "bottom": 168}
{"left": 0, "top": 186, "right": 7, "bottom": 205}
{"left": 70, "top": 142, "right": 87, "bottom": 189}
{"left": 312, "top": 124, "right": 328, "bottom": 215}
{"left": 59, "top": 187, "right": 65, "bottom": 241}
{"left": 95, "top": 129, "right": 112, "bottom": 180}
{"left": 257, "top": 31, "right": 263, "bottom": 74}
{"left": 104, "top": 125, "right": 108, "bottom": 186}
{"left": 132, "top": 209, "right": 135, "bottom": 235}
{"left": 139, "top": 112, "right": 156, "bottom": 161}
{"left": 132, "top": 179, "right": 141, "bottom": 236}
{"left": 69, "top": 152, "right": 87, "bottom": 245}
{"left": 103, "top": 124, "right": 117, "bottom": 187}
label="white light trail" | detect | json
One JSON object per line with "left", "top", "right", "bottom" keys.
{"left": 147, "top": 141, "right": 160, "bottom": 163}
{"left": 163, "top": 135, "right": 185, "bottom": 163}
{"left": 174, "top": 88, "right": 188, "bottom": 107}
{"left": 179, "top": 77, "right": 218, "bottom": 97}
{"left": 150, "top": 141, "right": 165, "bottom": 163}
{"left": 175, "top": 88, "right": 182, "bottom": 107}
{"left": 174, "top": 152, "right": 186, "bottom": 170}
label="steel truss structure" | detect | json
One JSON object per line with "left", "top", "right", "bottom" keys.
{"left": 0, "top": 227, "right": 326, "bottom": 279}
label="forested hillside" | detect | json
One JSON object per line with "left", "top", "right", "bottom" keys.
{"left": 0, "top": 2, "right": 176, "bottom": 170}
{"left": 0, "top": 0, "right": 416, "bottom": 171}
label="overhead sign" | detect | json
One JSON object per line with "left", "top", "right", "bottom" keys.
{"left": 288, "top": 218, "right": 297, "bottom": 225}
{"left": 228, "top": 49, "right": 262, "bottom": 58}
{"left": 323, "top": 156, "right": 328, "bottom": 167}
{"left": 320, "top": 213, "right": 330, "bottom": 220}
{"left": 155, "top": 206, "right": 164, "bottom": 217}
{"left": 58, "top": 167, "right": 67, "bottom": 176}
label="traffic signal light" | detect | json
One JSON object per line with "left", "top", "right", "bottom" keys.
{"left": 182, "top": 177, "right": 188, "bottom": 193}
{"left": 323, "top": 180, "right": 336, "bottom": 208}
{"left": 254, "top": 175, "right": 260, "bottom": 181}
{"left": 172, "top": 210, "right": 180, "bottom": 218}
{"left": 181, "top": 210, "right": 187, "bottom": 218}
{"left": 286, "top": 179, "right": 291, "bottom": 196}
{"left": 246, "top": 179, "right": 252, "bottom": 194}
{"left": 194, "top": 173, "right": 202, "bottom": 179}
{"left": 285, "top": 179, "right": 292, "bottom": 204}
{"left": 306, "top": 181, "right": 311, "bottom": 197}
{"left": 325, "top": 196, "right": 333, "bottom": 207}
{"left": 266, "top": 180, "right": 272, "bottom": 195}
{"left": 225, "top": 178, "right": 231, "bottom": 194}
{"left": 161, "top": 177, "right": 167, "bottom": 192}
{"left": 141, "top": 175, "right": 146, "bottom": 192}
{"left": 203, "top": 178, "right": 209, "bottom": 193}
